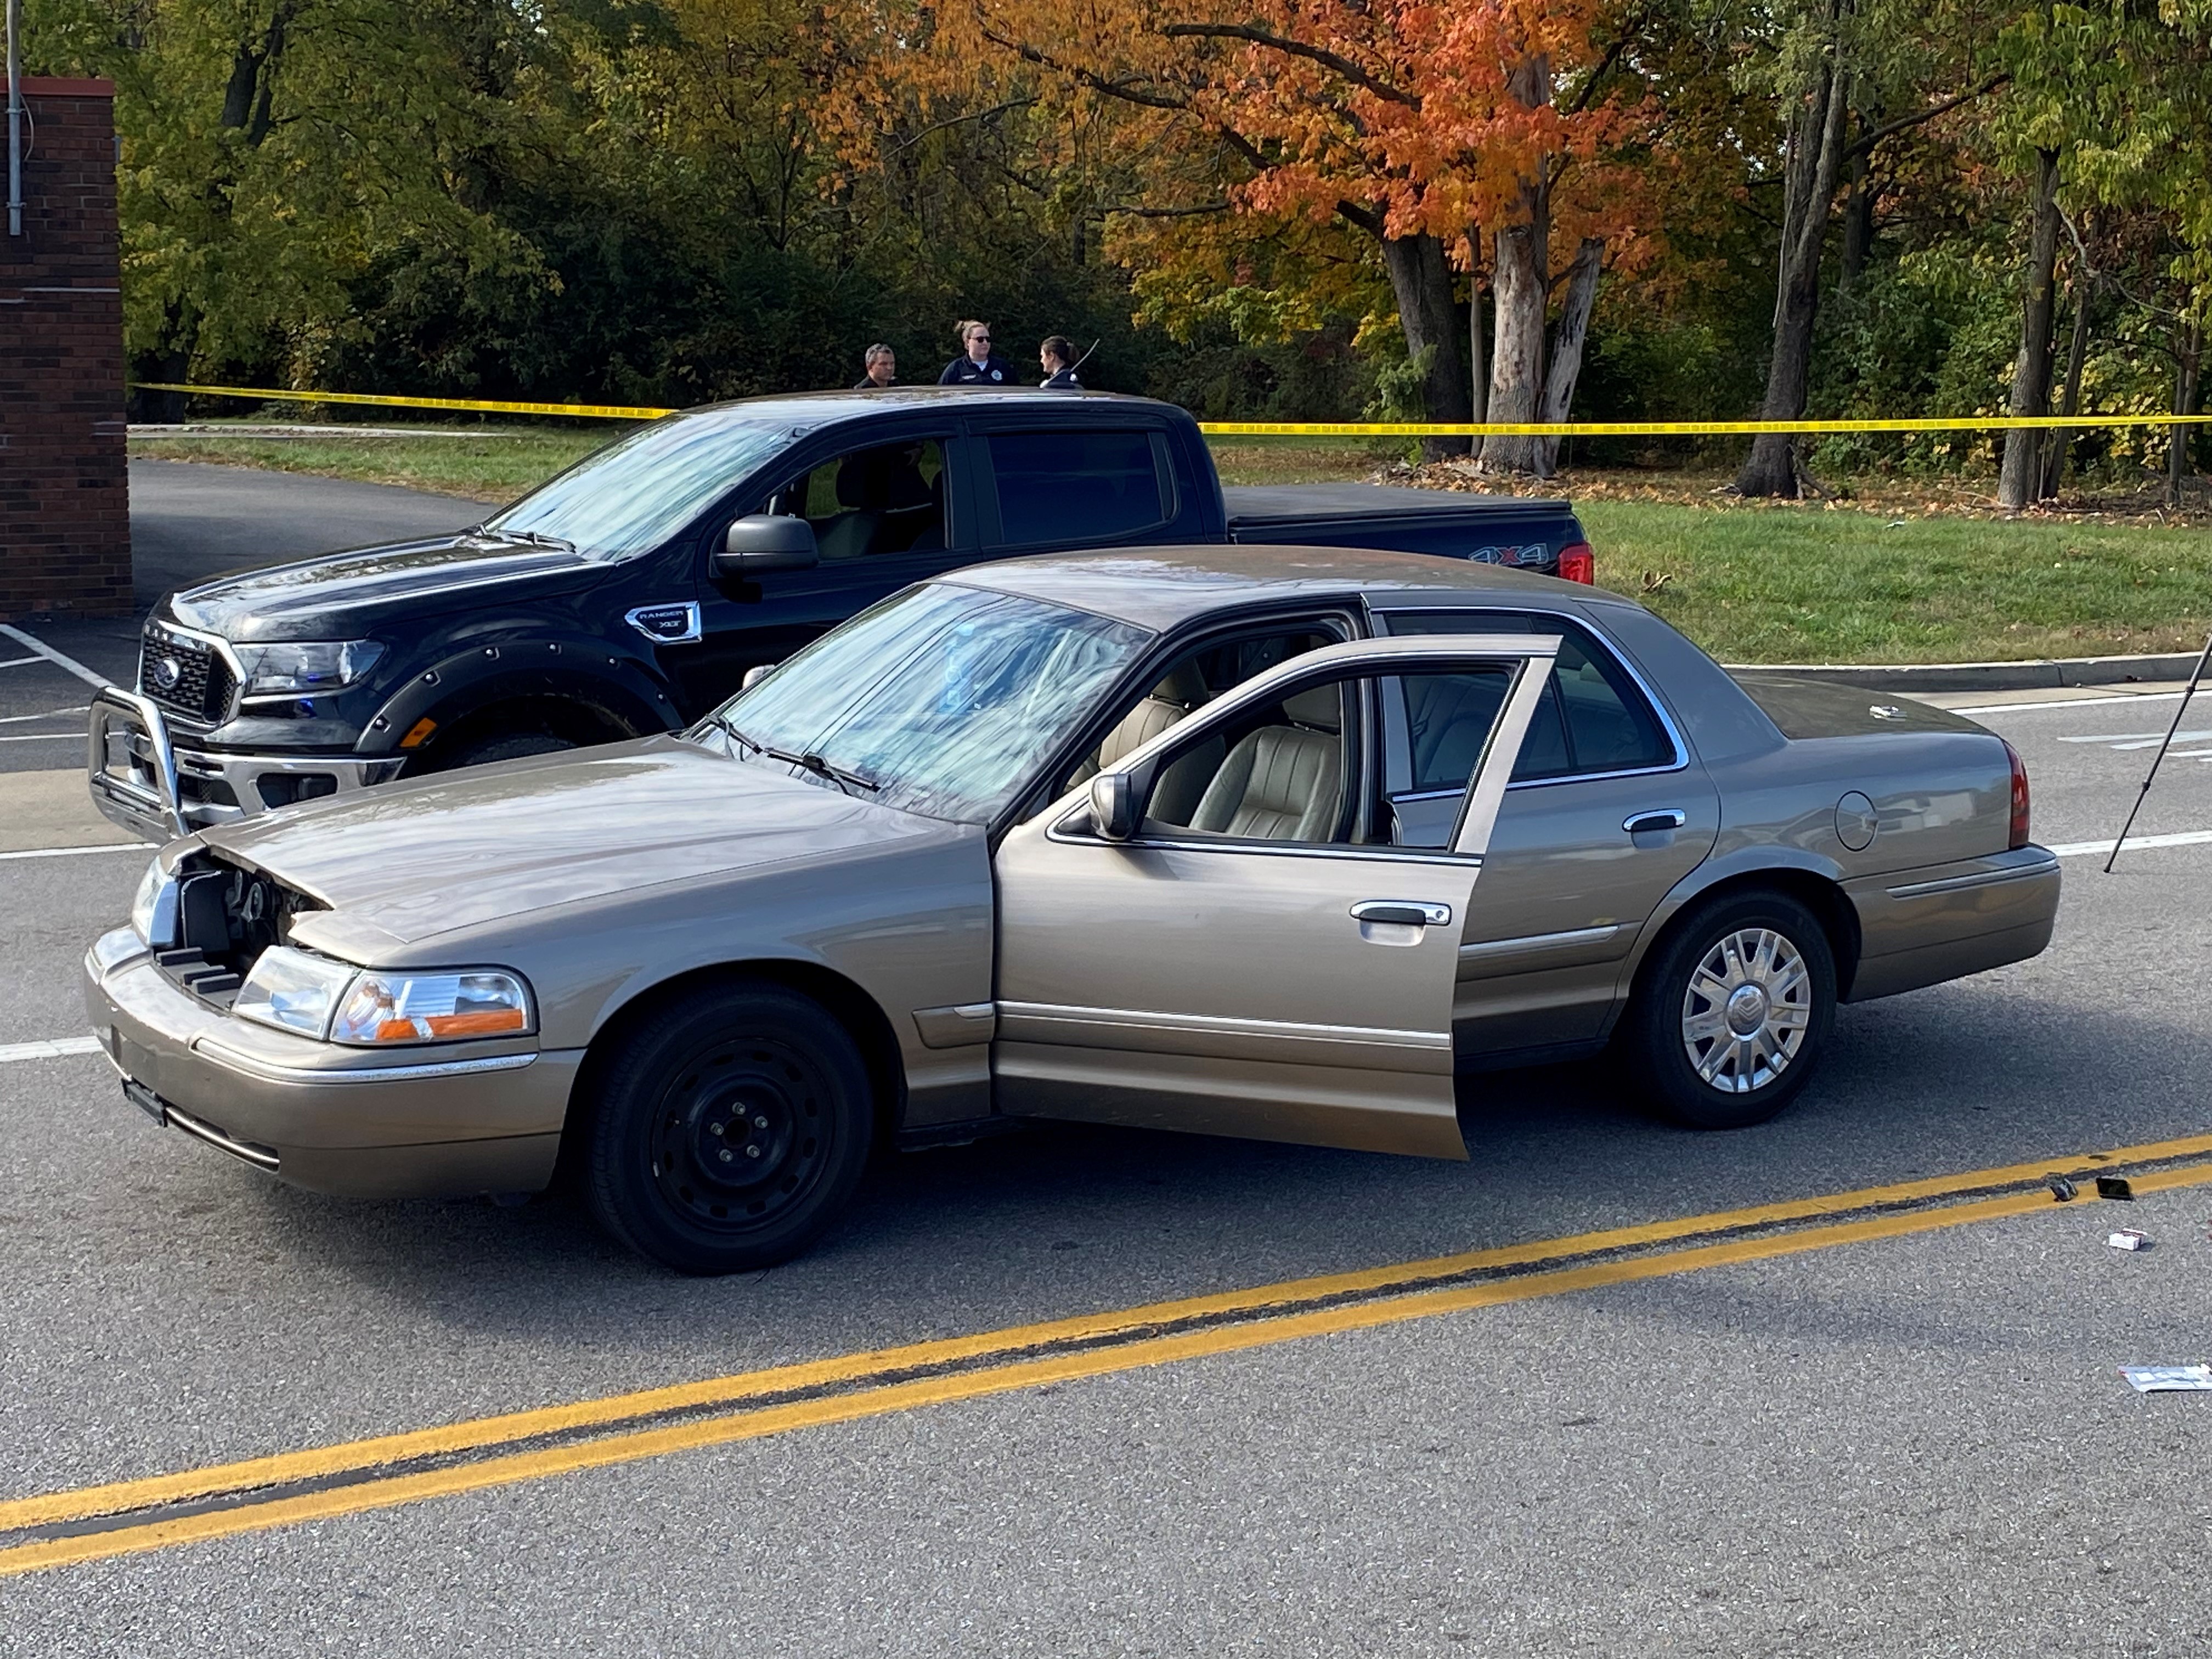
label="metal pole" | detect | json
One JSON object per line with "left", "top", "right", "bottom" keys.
{"left": 6, "top": 0, "right": 22, "bottom": 239}
{"left": 2103, "top": 628, "right": 2212, "bottom": 872}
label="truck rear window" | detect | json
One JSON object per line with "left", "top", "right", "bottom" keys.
{"left": 989, "top": 431, "right": 1170, "bottom": 545}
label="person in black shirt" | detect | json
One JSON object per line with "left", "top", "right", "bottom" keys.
{"left": 853, "top": 344, "right": 896, "bottom": 389}
{"left": 938, "top": 320, "right": 1011, "bottom": 386}
{"left": 1039, "top": 335, "right": 1082, "bottom": 389}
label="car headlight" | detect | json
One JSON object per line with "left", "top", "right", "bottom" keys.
{"left": 231, "top": 640, "right": 385, "bottom": 698}
{"left": 130, "top": 858, "right": 179, "bottom": 949}
{"left": 329, "top": 969, "right": 533, "bottom": 1046}
{"left": 233, "top": 946, "right": 358, "bottom": 1039}
{"left": 233, "top": 949, "right": 534, "bottom": 1045}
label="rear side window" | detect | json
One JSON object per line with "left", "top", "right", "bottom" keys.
{"left": 989, "top": 431, "right": 1169, "bottom": 545}
{"left": 1382, "top": 610, "right": 1674, "bottom": 782}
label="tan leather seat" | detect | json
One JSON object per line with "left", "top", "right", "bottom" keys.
{"left": 1069, "top": 661, "right": 1211, "bottom": 797}
{"left": 1187, "top": 686, "right": 1342, "bottom": 842}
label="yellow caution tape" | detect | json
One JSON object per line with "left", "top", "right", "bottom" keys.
{"left": 131, "top": 381, "right": 2212, "bottom": 436}
{"left": 131, "top": 383, "right": 674, "bottom": 421}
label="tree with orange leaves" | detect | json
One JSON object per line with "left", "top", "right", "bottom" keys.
{"left": 828, "top": 0, "right": 1662, "bottom": 470}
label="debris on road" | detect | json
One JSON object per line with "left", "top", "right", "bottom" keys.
{"left": 2046, "top": 1173, "right": 2079, "bottom": 1202}
{"left": 2096, "top": 1175, "right": 2136, "bottom": 1201}
{"left": 2107, "top": 1229, "right": 2150, "bottom": 1251}
{"left": 2120, "top": 1365, "right": 2212, "bottom": 1392}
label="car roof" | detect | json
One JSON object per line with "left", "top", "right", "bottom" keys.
{"left": 942, "top": 543, "right": 1624, "bottom": 632}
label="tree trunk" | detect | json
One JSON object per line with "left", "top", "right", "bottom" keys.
{"left": 1379, "top": 231, "right": 1472, "bottom": 460}
{"left": 1468, "top": 245, "right": 1488, "bottom": 426}
{"left": 1838, "top": 151, "right": 1875, "bottom": 290}
{"left": 1736, "top": 59, "right": 1849, "bottom": 498}
{"left": 1480, "top": 221, "right": 1549, "bottom": 473}
{"left": 2167, "top": 319, "right": 2202, "bottom": 509}
{"left": 1998, "top": 149, "right": 2063, "bottom": 511}
{"left": 1534, "top": 238, "right": 1604, "bottom": 475}
{"left": 2041, "top": 275, "right": 2090, "bottom": 499}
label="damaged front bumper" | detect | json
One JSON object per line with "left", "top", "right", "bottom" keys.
{"left": 87, "top": 686, "right": 405, "bottom": 844}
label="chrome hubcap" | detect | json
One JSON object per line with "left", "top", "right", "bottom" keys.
{"left": 1681, "top": 928, "right": 1810, "bottom": 1094}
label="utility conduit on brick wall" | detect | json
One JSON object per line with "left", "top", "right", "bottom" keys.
{"left": 1, "top": 77, "right": 129, "bottom": 623}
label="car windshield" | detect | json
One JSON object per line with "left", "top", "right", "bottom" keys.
{"left": 698, "top": 583, "right": 1152, "bottom": 822}
{"left": 477, "top": 411, "right": 794, "bottom": 560}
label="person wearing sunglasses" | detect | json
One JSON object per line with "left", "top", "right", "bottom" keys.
{"left": 938, "top": 320, "right": 1011, "bottom": 386}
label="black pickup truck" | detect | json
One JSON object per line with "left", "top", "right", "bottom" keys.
{"left": 89, "top": 388, "right": 1592, "bottom": 841}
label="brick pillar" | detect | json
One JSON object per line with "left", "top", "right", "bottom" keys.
{"left": 0, "top": 76, "right": 131, "bottom": 620}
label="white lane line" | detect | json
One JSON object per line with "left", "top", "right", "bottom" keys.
{"left": 0, "top": 1036, "right": 104, "bottom": 1064}
{"left": 0, "top": 843, "right": 154, "bottom": 861}
{"left": 0, "top": 624, "right": 111, "bottom": 690}
{"left": 0, "top": 732, "right": 81, "bottom": 743}
{"left": 2055, "top": 729, "right": 2212, "bottom": 748}
{"left": 1952, "top": 690, "right": 2206, "bottom": 715}
{"left": 0, "top": 656, "right": 46, "bottom": 670}
{"left": 0, "top": 707, "right": 84, "bottom": 725}
{"left": 2049, "top": 829, "right": 2212, "bottom": 857}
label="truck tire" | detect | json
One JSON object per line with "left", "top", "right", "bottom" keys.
{"left": 1619, "top": 890, "right": 1837, "bottom": 1130}
{"left": 441, "top": 730, "right": 579, "bottom": 768}
{"left": 583, "top": 984, "right": 875, "bottom": 1274}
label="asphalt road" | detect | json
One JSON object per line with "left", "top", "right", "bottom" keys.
{"left": 0, "top": 460, "right": 481, "bottom": 774}
{"left": 3, "top": 667, "right": 2212, "bottom": 1653}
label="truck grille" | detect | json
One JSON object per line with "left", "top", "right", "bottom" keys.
{"left": 139, "top": 627, "right": 235, "bottom": 724}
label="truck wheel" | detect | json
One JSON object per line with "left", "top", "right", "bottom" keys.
{"left": 584, "top": 984, "right": 874, "bottom": 1274}
{"left": 1620, "top": 890, "right": 1836, "bottom": 1130}
{"left": 441, "top": 730, "right": 578, "bottom": 768}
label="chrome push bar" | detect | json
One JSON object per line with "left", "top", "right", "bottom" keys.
{"left": 86, "top": 685, "right": 189, "bottom": 841}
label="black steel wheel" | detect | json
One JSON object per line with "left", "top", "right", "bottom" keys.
{"left": 584, "top": 984, "right": 873, "bottom": 1273}
{"left": 1618, "top": 889, "right": 1837, "bottom": 1130}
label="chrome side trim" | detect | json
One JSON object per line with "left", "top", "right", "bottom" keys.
{"left": 1885, "top": 857, "right": 2059, "bottom": 900}
{"left": 997, "top": 1000, "right": 1451, "bottom": 1052}
{"left": 189, "top": 1039, "right": 540, "bottom": 1086}
{"left": 1046, "top": 815, "right": 1481, "bottom": 867}
{"left": 1459, "top": 923, "right": 1622, "bottom": 961}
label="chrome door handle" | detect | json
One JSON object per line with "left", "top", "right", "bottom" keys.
{"left": 1351, "top": 900, "right": 1453, "bottom": 927}
{"left": 1623, "top": 809, "right": 1688, "bottom": 834}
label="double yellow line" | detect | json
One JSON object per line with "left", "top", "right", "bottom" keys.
{"left": 132, "top": 380, "right": 2212, "bottom": 436}
{"left": 6, "top": 1128, "right": 2210, "bottom": 1580}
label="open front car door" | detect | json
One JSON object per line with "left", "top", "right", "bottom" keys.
{"left": 990, "top": 634, "right": 1561, "bottom": 1160}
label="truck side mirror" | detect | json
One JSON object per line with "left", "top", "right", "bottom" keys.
{"left": 717, "top": 515, "right": 819, "bottom": 578}
{"left": 1090, "top": 771, "right": 1139, "bottom": 842}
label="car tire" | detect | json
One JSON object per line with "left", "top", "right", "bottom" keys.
{"left": 441, "top": 730, "right": 579, "bottom": 768}
{"left": 583, "top": 984, "right": 875, "bottom": 1274}
{"left": 1620, "top": 890, "right": 1837, "bottom": 1130}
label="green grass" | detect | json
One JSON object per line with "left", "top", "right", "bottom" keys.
{"left": 1584, "top": 499, "right": 2212, "bottom": 664}
{"left": 129, "top": 424, "right": 2212, "bottom": 665}
{"left": 130, "top": 425, "right": 622, "bottom": 502}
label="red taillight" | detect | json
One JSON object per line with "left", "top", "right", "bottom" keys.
{"left": 2004, "top": 739, "right": 2030, "bottom": 849}
{"left": 1557, "top": 543, "right": 1594, "bottom": 585}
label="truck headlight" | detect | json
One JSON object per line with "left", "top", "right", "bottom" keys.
{"left": 232, "top": 640, "right": 385, "bottom": 698}
{"left": 233, "top": 946, "right": 358, "bottom": 1039}
{"left": 130, "top": 858, "right": 179, "bottom": 949}
{"left": 329, "top": 969, "right": 533, "bottom": 1046}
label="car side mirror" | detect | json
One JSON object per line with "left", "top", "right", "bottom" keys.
{"left": 716, "top": 514, "right": 819, "bottom": 578}
{"left": 740, "top": 663, "right": 777, "bottom": 691}
{"left": 1090, "top": 771, "right": 1139, "bottom": 842}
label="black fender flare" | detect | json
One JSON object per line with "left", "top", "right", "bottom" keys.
{"left": 357, "top": 636, "right": 682, "bottom": 757}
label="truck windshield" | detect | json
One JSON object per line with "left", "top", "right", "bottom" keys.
{"left": 478, "top": 411, "right": 792, "bottom": 560}
{"left": 697, "top": 583, "right": 1152, "bottom": 823}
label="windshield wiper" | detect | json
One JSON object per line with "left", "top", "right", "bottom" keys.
{"left": 462, "top": 526, "right": 577, "bottom": 554}
{"left": 715, "top": 718, "right": 879, "bottom": 793}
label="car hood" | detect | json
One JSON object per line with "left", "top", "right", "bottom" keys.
{"left": 167, "top": 534, "right": 608, "bottom": 641}
{"left": 1725, "top": 672, "right": 1989, "bottom": 741}
{"left": 204, "top": 736, "right": 946, "bottom": 951}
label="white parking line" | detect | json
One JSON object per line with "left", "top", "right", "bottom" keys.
{"left": 1951, "top": 691, "right": 2199, "bottom": 715}
{"left": 0, "top": 624, "right": 110, "bottom": 690}
{"left": 0, "top": 843, "right": 154, "bottom": 861}
{"left": 0, "top": 732, "right": 82, "bottom": 743}
{"left": 0, "top": 708, "right": 84, "bottom": 724}
{"left": 0, "top": 656, "right": 46, "bottom": 670}
{"left": 2049, "top": 828, "right": 2212, "bottom": 857}
{"left": 0, "top": 1036, "right": 103, "bottom": 1065}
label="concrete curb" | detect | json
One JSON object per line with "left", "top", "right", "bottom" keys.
{"left": 1720, "top": 650, "right": 2203, "bottom": 693}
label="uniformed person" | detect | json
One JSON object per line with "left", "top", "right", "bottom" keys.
{"left": 854, "top": 344, "right": 896, "bottom": 389}
{"left": 938, "top": 321, "right": 1011, "bottom": 386}
{"left": 1039, "top": 336, "right": 1082, "bottom": 389}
